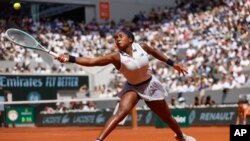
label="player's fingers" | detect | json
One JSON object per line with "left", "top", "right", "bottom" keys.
{"left": 182, "top": 71, "right": 186, "bottom": 76}
{"left": 182, "top": 70, "right": 187, "bottom": 75}
{"left": 58, "top": 56, "right": 65, "bottom": 62}
{"left": 183, "top": 69, "right": 188, "bottom": 74}
{"left": 63, "top": 57, "right": 68, "bottom": 62}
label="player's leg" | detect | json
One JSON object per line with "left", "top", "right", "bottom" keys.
{"left": 145, "top": 99, "right": 196, "bottom": 141}
{"left": 242, "top": 105, "right": 250, "bottom": 125}
{"left": 145, "top": 99, "right": 183, "bottom": 137}
{"left": 236, "top": 107, "right": 241, "bottom": 125}
{"left": 243, "top": 111, "right": 247, "bottom": 125}
{"left": 247, "top": 107, "right": 250, "bottom": 123}
{"left": 242, "top": 104, "right": 250, "bottom": 125}
{"left": 96, "top": 91, "right": 140, "bottom": 141}
{"left": 236, "top": 114, "right": 240, "bottom": 125}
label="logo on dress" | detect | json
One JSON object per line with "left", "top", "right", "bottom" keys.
{"left": 148, "top": 82, "right": 164, "bottom": 96}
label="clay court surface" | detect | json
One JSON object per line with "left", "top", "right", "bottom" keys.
{"left": 0, "top": 126, "right": 228, "bottom": 141}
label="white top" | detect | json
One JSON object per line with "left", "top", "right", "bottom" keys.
{"left": 119, "top": 43, "right": 151, "bottom": 85}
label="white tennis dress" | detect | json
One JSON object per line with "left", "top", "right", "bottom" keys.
{"left": 117, "top": 43, "right": 167, "bottom": 101}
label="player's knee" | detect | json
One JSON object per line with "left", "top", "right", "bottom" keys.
{"left": 115, "top": 109, "right": 129, "bottom": 119}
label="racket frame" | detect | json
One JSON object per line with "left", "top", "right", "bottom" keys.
{"left": 5, "top": 28, "right": 59, "bottom": 58}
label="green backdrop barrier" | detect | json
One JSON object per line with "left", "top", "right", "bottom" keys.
{"left": 155, "top": 107, "right": 239, "bottom": 127}
{"left": 3, "top": 105, "right": 242, "bottom": 126}
{"left": 155, "top": 109, "right": 190, "bottom": 128}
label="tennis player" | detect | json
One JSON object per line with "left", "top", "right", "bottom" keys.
{"left": 236, "top": 98, "right": 250, "bottom": 125}
{"left": 56, "top": 30, "right": 196, "bottom": 141}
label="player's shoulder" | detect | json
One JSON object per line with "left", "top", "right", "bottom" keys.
{"left": 138, "top": 42, "right": 151, "bottom": 53}
{"left": 138, "top": 42, "right": 148, "bottom": 48}
{"left": 105, "top": 51, "right": 120, "bottom": 61}
{"left": 105, "top": 51, "right": 119, "bottom": 57}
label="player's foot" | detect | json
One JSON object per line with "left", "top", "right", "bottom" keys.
{"left": 175, "top": 134, "right": 197, "bottom": 141}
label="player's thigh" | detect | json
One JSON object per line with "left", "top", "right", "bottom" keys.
{"left": 118, "top": 91, "right": 140, "bottom": 113}
{"left": 247, "top": 108, "right": 250, "bottom": 115}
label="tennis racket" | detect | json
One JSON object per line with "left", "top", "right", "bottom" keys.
{"left": 5, "top": 28, "right": 59, "bottom": 58}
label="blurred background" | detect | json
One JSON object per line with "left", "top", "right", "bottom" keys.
{"left": 0, "top": 0, "right": 249, "bottom": 128}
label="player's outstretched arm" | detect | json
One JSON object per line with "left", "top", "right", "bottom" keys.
{"left": 56, "top": 52, "right": 120, "bottom": 67}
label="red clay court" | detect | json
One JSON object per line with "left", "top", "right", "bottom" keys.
{"left": 0, "top": 126, "right": 229, "bottom": 141}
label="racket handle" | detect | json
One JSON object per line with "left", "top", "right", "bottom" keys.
{"left": 48, "top": 51, "right": 59, "bottom": 58}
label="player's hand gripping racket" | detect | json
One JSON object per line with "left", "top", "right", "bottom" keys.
{"left": 5, "top": 28, "right": 59, "bottom": 58}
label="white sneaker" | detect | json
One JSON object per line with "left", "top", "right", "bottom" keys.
{"left": 175, "top": 134, "right": 197, "bottom": 141}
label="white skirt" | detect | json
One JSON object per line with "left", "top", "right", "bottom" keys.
{"left": 117, "top": 76, "right": 168, "bottom": 101}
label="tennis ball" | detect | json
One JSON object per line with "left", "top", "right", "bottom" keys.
{"left": 13, "top": 2, "right": 21, "bottom": 10}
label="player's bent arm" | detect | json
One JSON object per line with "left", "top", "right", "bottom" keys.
{"left": 140, "top": 42, "right": 169, "bottom": 62}
{"left": 236, "top": 108, "right": 241, "bottom": 125}
{"left": 140, "top": 42, "right": 188, "bottom": 76}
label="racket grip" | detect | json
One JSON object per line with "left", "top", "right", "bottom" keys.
{"left": 48, "top": 51, "right": 59, "bottom": 58}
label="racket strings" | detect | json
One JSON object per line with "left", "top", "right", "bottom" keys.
{"left": 5, "top": 28, "right": 59, "bottom": 63}
{"left": 6, "top": 30, "right": 37, "bottom": 47}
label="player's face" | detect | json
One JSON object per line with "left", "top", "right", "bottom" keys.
{"left": 114, "top": 32, "right": 131, "bottom": 50}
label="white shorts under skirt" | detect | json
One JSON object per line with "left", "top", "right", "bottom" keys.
{"left": 117, "top": 76, "right": 168, "bottom": 101}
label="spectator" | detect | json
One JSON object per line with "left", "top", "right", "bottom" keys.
{"left": 42, "top": 106, "right": 56, "bottom": 114}
{"left": 56, "top": 102, "right": 67, "bottom": 113}
{"left": 0, "top": 0, "right": 249, "bottom": 103}
{"left": 170, "top": 95, "right": 177, "bottom": 107}
{"left": 177, "top": 92, "right": 186, "bottom": 107}
{"left": 192, "top": 96, "right": 200, "bottom": 107}
{"left": 204, "top": 96, "right": 215, "bottom": 106}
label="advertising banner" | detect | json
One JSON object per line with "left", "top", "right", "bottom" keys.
{"left": 5, "top": 107, "right": 34, "bottom": 124}
{"left": 99, "top": 1, "right": 110, "bottom": 19}
{"left": 188, "top": 107, "right": 237, "bottom": 125}
{"left": 123, "top": 110, "right": 155, "bottom": 126}
{"left": 36, "top": 110, "right": 155, "bottom": 126}
{"left": 155, "top": 109, "right": 190, "bottom": 128}
{"left": 35, "top": 107, "right": 241, "bottom": 126}
{"left": 0, "top": 75, "right": 89, "bottom": 101}
{"left": 36, "top": 111, "right": 111, "bottom": 126}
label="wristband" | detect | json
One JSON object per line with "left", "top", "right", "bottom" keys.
{"left": 68, "top": 55, "right": 76, "bottom": 63}
{"left": 166, "top": 59, "right": 174, "bottom": 66}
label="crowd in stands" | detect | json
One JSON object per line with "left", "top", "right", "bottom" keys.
{"left": 0, "top": 0, "right": 250, "bottom": 102}
{"left": 88, "top": 0, "right": 250, "bottom": 99}
{"left": 41, "top": 100, "right": 98, "bottom": 114}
